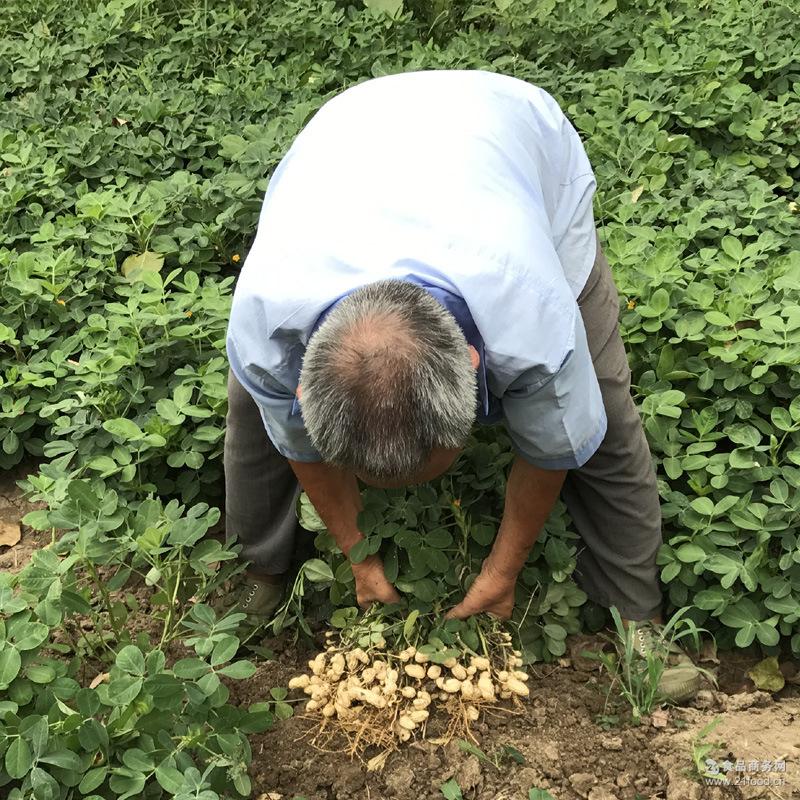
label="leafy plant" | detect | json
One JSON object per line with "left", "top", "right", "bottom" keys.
{"left": 457, "top": 738, "right": 526, "bottom": 770}
{"left": 0, "top": 567, "right": 272, "bottom": 800}
{"left": 1, "top": 0, "right": 799, "bottom": 791}
{"left": 586, "top": 606, "right": 714, "bottom": 723}
{"left": 689, "top": 717, "right": 726, "bottom": 781}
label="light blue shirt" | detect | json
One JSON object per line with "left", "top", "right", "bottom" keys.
{"left": 226, "top": 70, "right": 607, "bottom": 470}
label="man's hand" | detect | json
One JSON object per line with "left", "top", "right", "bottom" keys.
{"left": 351, "top": 555, "right": 401, "bottom": 608}
{"left": 446, "top": 457, "right": 567, "bottom": 621}
{"left": 445, "top": 561, "right": 516, "bottom": 620}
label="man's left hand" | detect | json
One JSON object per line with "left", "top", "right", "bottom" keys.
{"left": 445, "top": 562, "right": 517, "bottom": 620}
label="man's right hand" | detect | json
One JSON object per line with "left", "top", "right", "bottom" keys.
{"left": 286, "top": 461, "right": 401, "bottom": 608}
{"left": 351, "top": 555, "right": 401, "bottom": 608}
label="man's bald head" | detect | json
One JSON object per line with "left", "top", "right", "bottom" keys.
{"left": 297, "top": 279, "right": 479, "bottom": 483}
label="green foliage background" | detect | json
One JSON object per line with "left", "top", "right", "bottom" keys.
{"left": 0, "top": 0, "right": 799, "bottom": 793}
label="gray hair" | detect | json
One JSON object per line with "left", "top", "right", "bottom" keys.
{"left": 298, "top": 279, "right": 478, "bottom": 482}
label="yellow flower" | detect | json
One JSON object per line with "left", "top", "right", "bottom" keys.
{"left": 185, "top": 311, "right": 193, "bottom": 318}
{"left": 627, "top": 299, "right": 636, "bottom": 310}
{"left": 56, "top": 299, "right": 65, "bottom": 306}
{"left": 232, "top": 254, "right": 241, "bottom": 263}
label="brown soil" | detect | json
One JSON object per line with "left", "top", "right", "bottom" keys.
{"left": 0, "top": 460, "right": 48, "bottom": 573}
{"left": 233, "top": 635, "right": 800, "bottom": 800}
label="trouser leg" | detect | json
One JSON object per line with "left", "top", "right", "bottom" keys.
{"left": 560, "top": 237, "right": 663, "bottom": 621}
{"left": 223, "top": 368, "right": 301, "bottom": 576}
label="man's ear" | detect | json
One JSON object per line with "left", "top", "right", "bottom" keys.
{"left": 468, "top": 345, "right": 480, "bottom": 370}
{"left": 296, "top": 383, "right": 303, "bottom": 400}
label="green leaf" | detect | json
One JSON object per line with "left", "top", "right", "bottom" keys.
{"left": 440, "top": 778, "right": 464, "bottom": 800}
{"left": 109, "top": 771, "right": 146, "bottom": 799}
{"left": 410, "top": 578, "right": 437, "bottom": 603}
{"left": 721, "top": 236, "right": 743, "bottom": 261}
{"left": 543, "top": 623, "right": 567, "bottom": 641}
{"left": 116, "top": 645, "right": 145, "bottom": 675}
{"left": 21, "top": 715, "right": 49, "bottom": 758}
{"left": 689, "top": 497, "right": 715, "bottom": 516}
{"left": 233, "top": 772, "right": 251, "bottom": 797}
{"left": 121, "top": 250, "right": 164, "bottom": 278}
{"left": 122, "top": 748, "right": 155, "bottom": 772}
{"left": 86, "top": 455, "right": 117, "bottom": 473}
{"left": 675, "top": 543, "right": 706, "bottom": 563}
{"left": 331, "top": 607, "right": 358, "bottom": 628}
{"left": 529, "top": 790, "right": 557, "bottom": 800}
{"left": 166, "top": 517, "right": 205, "bottom": 547}
{"left": 102, "top": 418, "right": 143, "bottom": 441}
{"left": 348, "top": 539, "right": 371, "bottom": 564}
{"left": 425, "top": 548, "right": 450, "bottom": 574}
{"left": 364, "top": 0, "right": 404, "bottom": 20}
{"left": 106, "top": 676, "right": 143, "bottom": 705}
{"left": 303, "top": 559, "right": 334, "bottom": 583}
{"left": 649, "top": 287, "right": 669, "bottom": 315}
{"left": 173, "top": 658, "right": 210, "bottom": 679}
{"left": 217, "top": 660, "right": 257, "bottom": 679}
{"left": 26, "top": 664, "right": 56, "bottom": 684}
{"left": 721, "top": 597, "right": 761, "bottom": 629}
{"left": 155, "top": 763, "right": 185, "bottom": 794}
{"left": 211, "top": 635, "right": 239, "bottom": 666}
{"left": 470, "top": 522, "right": 495, "bottom": 546}
{"left": 30, "top": 766, "right": 61, "bottom": 799}
{"left": 38, "top": 748, "right": 81, "bottom": 770}
{"left": 747, "top": 656, "right": 785, "bottom": 693}
{"left": 755, "top": 622, "right": 780, "bottom": 647}
{"left": 734, "top": 626, "right": 756, "bottom": 648}
{"left": 79, "top": 766, "right": 108, "bottom": 794}
{"left": 426, "top": 528, "right": 453, "bottom": 548}
{"left": 78, "top": 719, "right": 109, "bottom": 752}
{"left": 705, "top": 311, "right": 732, "bottom": 327}
{"left": 5, "top": 736, "right": 33, "bottom": 779}
{"left": 0, "top": 647, "right": 22, "bottom": 687}
{"left": 403, "top": 609, "right": 420, "bottom": 639}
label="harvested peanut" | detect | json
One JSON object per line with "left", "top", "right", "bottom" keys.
{"left": 404, "top": 664, "right": 426, "bottom": 680}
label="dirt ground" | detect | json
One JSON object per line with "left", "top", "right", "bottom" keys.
{"left": 2, "top": 465, "right": 799, "bottom": 800}
{"left": 0, "top": 460, "right": 48, "bottom": 574}
{"left": 236, "top": 636, "right": 800, "bottom": 800}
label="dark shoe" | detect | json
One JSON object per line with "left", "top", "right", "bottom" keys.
{"left": 237, "top": 574, "right": 286, "bottom": 622}
{"left": 215, "top": 573, "right": 287, "bottom": 627}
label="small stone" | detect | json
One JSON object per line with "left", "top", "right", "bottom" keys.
{"left": 588, "top": 788, "right": 619, "bottom": 800}
{"left": 385, "top": 765, "right": 415, "bottom": 797}
{"left": 616, "top": 773, "right": 632, "bottom": 788}
{"left": 650, "top": 708, "right": 669, "bottom": 728}
{"left": 600, "top": 735, "right": 623, "bottom": 751}
{"left": 569, "top": 772, "right": 597, "bottom": 798}
{"left": 454, "top": 756, "right": 482, "bottom": 793}
{"left": 723, "top": 691, "right": 772, "bottom": 711}
{"left": 666, "top": 775, "right": 703, "bottom": 800}
{"left": 693, "top": 689, "right": 716, "bottom": 709}
{"left": 541, "top": 742, "right": 560, "bottom": 764}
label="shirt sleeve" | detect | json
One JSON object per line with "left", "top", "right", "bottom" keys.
{"left": 500, "top": 305, "right": 607, "bottom": 470}
{"left": 226, "top": 339, "right": 323, "bottom": 463}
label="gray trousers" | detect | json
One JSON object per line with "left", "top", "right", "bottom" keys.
{"left": 223, "top": 237, "right": 663, "bottom": 620}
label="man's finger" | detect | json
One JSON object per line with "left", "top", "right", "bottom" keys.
{"left": 445, "top": 603, "right": 470, "bottom": 621}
